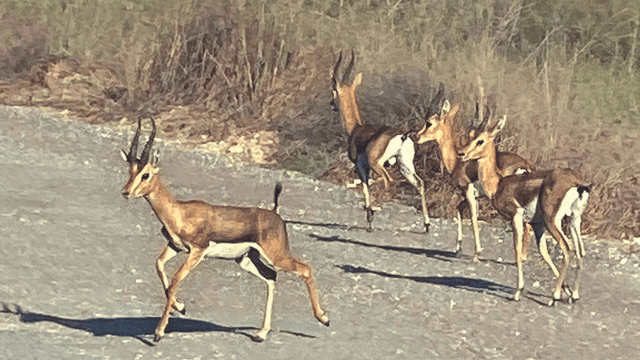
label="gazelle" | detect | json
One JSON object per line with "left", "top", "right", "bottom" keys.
{"left": 330, "top": 50, "right": 429, "bottom": 232}
{"left": 120, "top": 117, "right": 330, "bottom": 342}
{"left": 457, "top": 115, "right": 590, "bottom": 306}
{"left": 416, "top": 85, "right": 534, "bottom": 260}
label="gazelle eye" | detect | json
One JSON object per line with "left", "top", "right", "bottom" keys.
{"left": 141, "top": 173, "right": 150, "bottom": 181}
{"left": 477, "top": 140, "right": 484, "bottom": 146}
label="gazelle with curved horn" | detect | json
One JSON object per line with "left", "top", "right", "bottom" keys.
{"left": 120, "top": 117, "right": 330, "bottom": 342}
{"left": 416, "top": 84, "right": 535, "bottom": 261}
{"left": 330, "top": 50, "right": 430, "bottom": 232}
{"left": 457, "top": 114, "right": 590, "bottom": 306}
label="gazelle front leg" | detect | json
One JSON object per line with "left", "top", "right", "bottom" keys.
{"left": 455, "top": 200, "right": 466, "bottom": 255}
{"left": 154, "top": 247, "right": 206, "bottom": 342}
{"left": 466, "top": 185, "right": 482, "bottom": 261}
{"left": 156, "top": 245, "right": 186, "bottom": 314}
{"left": 512, "top": 210, "right": 525, "bottom": 301}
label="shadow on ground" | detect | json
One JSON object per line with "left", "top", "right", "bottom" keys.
{"left": 337, "top": 264, "right": 515, "bottom": 300}
{"left": 309, "top": 233, "right": 458, "bottom": 262}
{"left": 285, "top": 219, "right": 368, "bottom": 231}
{"left": 0, "top": 303, "right": 317, "bottom": 345}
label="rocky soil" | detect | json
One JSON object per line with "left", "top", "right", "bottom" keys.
{"left": 1, "top": 105, "right": 639, "bottom": 359}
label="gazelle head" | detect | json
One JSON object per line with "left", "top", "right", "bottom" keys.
{"left": 457, "top": 114, "right": 506, "bottom": 162}
{"left": 416, "top": 82, "right": 456, "bottom": 144}
{"left": 120, "top": 117, "right": 160, "bottom": 199}
{"left": 416, "top": 100, "right": 459, "bottom": 144}
{"left": 330, "top": 50, "right": 363, "bottom": 133}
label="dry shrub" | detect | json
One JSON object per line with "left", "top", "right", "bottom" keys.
{"left": 0, "top": 55, "right": 127, "bottom": 123}
{"left": 1, "top": 1, "right": 638, "bottom": 241}
{"left": 0, "top": 18, "right": 49, "bottom": 81}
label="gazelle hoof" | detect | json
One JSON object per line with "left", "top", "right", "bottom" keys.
{"left": 153, "top": 332, "right": 164, "bottom": 342}
{"left": 172, "top": 305, "right": 186, "bottom": 316}
{"left": 513, "top": 289, "right": 522, "bottom": 302}
{"left": 251, "top": 334, "right": 266, "bottom": 343}
{"left": 455, "top": 248, "right": 463, "bottom": 258}
{"left": 318, "top": 314, "right": 330, "bottom": 326}
{"left": 548, "top": 298, "right": 560, "bottom": 307}
{"left": 424, "top": 223, "right": 430, "bottom": 233}
{"left": 253, "top": 329, "right": 269, "bottom": 342}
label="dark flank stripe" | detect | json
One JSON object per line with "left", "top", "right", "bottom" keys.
{"left": 248, "top": 248, "right": 277, "bottom": 281}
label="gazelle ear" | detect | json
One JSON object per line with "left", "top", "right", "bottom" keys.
{"left": 445, "top": 103, "right": 459, "bottom": 123}
{"left": 353, "top": 72, "right": 363, "bottom": 88}
{"left": 490, "top": 115, "right": 507, "bottom": 137}
{"left": 120, "top": 149, "right": 129, "bottom": 162}
{"left": 441, "top": 99, "right": 451, "bottom": 114}
{"left": 152, "top": 148, "right": 161, "bottom": 165}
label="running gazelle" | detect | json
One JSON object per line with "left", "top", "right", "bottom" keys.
{"left": 457, "top": 114, "right": 590, "bottom": 305}
{"left": 120, "top": 117, "right": 329, "bottom": 342}
{"left": 330, "top": 50, "right": 430, "bottom": 232}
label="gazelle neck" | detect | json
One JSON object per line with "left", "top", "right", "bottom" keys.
{"left": 436, "top": 127, "right": 459, "bottom": 174}
{"left": 144, "top": 176, "right": 181, "bottom": 225}
{"left": 339, "top": 92, "right": 363, "bottom": 135}
{"left": 476, "top": 142, "right": 501, "bottom": 199}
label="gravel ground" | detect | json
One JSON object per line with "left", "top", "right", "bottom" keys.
{"left": 1, "top": 105, "right": 639, "bottom": 359}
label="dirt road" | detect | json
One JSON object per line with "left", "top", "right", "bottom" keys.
{"left": 1, "top": 105, "right": 639, "bottom": 359}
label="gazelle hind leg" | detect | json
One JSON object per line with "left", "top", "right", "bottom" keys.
{"left": 532, "top": 222, "right": 560, "bottom": 278}
{"left": 570, "top": 248, "right": 583, "bottom": 302}
{"left": 355, "top": 154, "right": 375, "bottom": 231}
{"left": 236, "top": 250, "right": 277, "bottom": 342}
{"left": 570, "top": 215, "right": 586, "bottom": 258}
{"left": 547, "top": 215, "right": 573, "bottom": 306}
{"left": 156, "top": 245, "right": 186, "bottom": 314}
{"left": 569, "top": 215, "right": 585, "bottom": 301}
{"left": 398, "top": 139, "right": 430, "bottom": 232}
{"left": 371, "top": 161, "right": 392, "bottom": 189}
{"left": 521, "top": 223, "right": 531, "bottom": 261}
{"left": 277, "top": 256, "right": 330, "bottom": 326}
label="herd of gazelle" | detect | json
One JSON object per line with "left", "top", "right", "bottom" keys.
{"left": 119, "top": 50, "right": 590, "bottom": 342}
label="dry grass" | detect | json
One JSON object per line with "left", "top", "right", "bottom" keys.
{"left": 1, "top": 0, "right": 639, "bottom": 240}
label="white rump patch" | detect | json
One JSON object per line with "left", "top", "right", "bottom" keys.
{"left": 556, "top": 187, "right": 587, "bottom": 220}
{"left": 378, "top": 135, "right": 404, "bottom": 168}
{"left": 554, "top": 187, "right": 589, "bottom": 240}
{"left": 515, "top": 168, "right": 529, "bottom": 175}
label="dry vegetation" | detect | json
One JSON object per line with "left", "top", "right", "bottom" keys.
{"left": 0, "top": 0, "right": 639, "bottom": 240}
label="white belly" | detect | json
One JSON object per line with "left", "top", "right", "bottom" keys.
{"left": 204, "top": 242, "right": 257, "bottom": 259}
